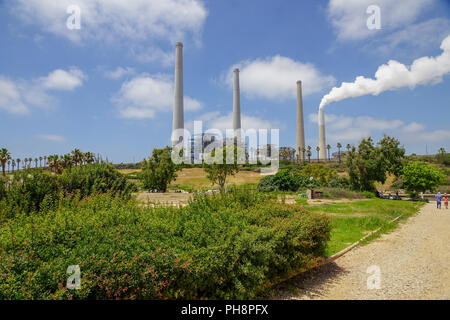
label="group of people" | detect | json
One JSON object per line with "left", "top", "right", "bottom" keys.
{"left": 378, "top": 190, "right": 400, "bottom": 200}
{"left": 435, "top": 192, "right": 449, "bottom": 209}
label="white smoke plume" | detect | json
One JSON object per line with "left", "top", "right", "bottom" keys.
{"left": 319, "top": 34, "right": 450, "bottom": 110}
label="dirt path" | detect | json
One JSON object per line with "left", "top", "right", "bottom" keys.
{"left": 275, "top": 203, "right": 450, "bottom": 300}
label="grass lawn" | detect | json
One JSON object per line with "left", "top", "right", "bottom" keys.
{"left": 120, "top": 167, "right": 263, "bottom": 190}
{"left": 303, "top": 199, "right": 424, "bottom": 256}
{"left": 172, "top": 168, "right": 263, "bottom": 190}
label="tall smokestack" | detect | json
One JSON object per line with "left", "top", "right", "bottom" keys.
{"left": 233, "top": 68, "right": 241, "bottom": 142}
{"left": 318, "top": 108, "right": 327, "bottom": 160}
{"left": 172, "top": 42, "right": 184, "bottom": 146}
{"left": 296, "top": 81, "right": 305, "bottom": 160}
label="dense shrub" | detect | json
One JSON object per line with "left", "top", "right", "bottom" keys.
{"left": 60, "top": 163, "right": 137, "bottom": 199}
{"left": 257, "top": 170, "right": 318, "bottom": 192}
{"left": 0, "top": 189, "right": 331, "bottom": 300}
{"left": 0, "top": 164, "right": 136, "bottom": 219}
{"left": 300, "top": 164, "right": 338, "bottom": 186}
{"left": 328, "top": 176, "right": 351, "bottom": 189}
{"left": 0, "top": 169, "right": 60, "bottom": 218}
{"left": 140, "top": 147, "right": 180, "bottom": 192}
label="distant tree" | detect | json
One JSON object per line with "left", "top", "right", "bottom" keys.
{"left": 337, "top": 143, "right": 342, "bottom": 163}
{"left": 377, "top": 135, "right": 406, "bottom": 177}
{"left": 16, "top": 159, "right": 21, "bottom": 171}
{"left": 34, "top": 158, "right": 38, "bottom": 168}
{"left": 346, "top": 144, "right": 351, "bottom": 153}
{"left": 280, "top": 149, "right": 290, "bottom": 161}
{"left": 140, "top": 147, "right": 181, "bottom": 192}
{"left": 301, "top": 147, "right": 306, "bottom": 163}
{"left": 39, "top": 156, "right": 43, "bottom": 167}
{"left": 316, "top": 146, "right": 320, "bottom": 163}
{"left": 11, "top": 160, "right": 15, "bottom": 172}
{"left": 7, "top": 160, "right": 11, "bottom": 173}
{"left": 71, "top": 149, "right": 84, "bottom": 166}
{"left": 306, "top": 146, "right": 312, "bottom": 163}
{"left": 62, "top": 154, "right": 73, "bottom": 170}
{"left": 84, "top": 152, "right": 95, "bottom": 164}
{"left": 402, "top": 161, "right": 445, "bottom": 197}
{"left": 327, "top": 144, "right": 331, "bottom": 161}
{"left": 43, "top": 156, "right": 47, "bottom": 168}
{"left": 0, "top": 148, "right": 11, "bottom": 177}
{"left": 203, "top": 146, "right": 240, "bottom": 189}
{"left": 301, "top": 163, "right": 337, "bottom": 186}
{"left": 47, "top": 155, "right": 61, "bottom": 174}
{"left": 347, "top": 137, "right": 386, "bottom": 191}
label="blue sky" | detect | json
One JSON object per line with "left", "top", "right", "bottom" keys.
{"left": 1, "top": 0, "right": 450, "bottom": 163}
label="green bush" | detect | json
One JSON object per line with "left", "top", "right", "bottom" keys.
{"left": 0, "top": 164, "right": 137, "bottom": 219}
{"left": 257, "top": 170, "right": 318, "bottom": 192}
{"left": 360, "top": 191, "right": 376, "bottom": 199}
{"left": 0, "top": 189, "right": 331, "bottom": 300}
{"left": 60, "top": 163, "right": 137, "bottom": 200}
{"left": 402, "top": 161, "right": 446, "bottom": 197}
{"left": 0, "top": 169, "right": 60, "bottom": 219}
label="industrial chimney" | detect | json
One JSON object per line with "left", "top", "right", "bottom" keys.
{"left": 172, "top": 42, "right": 184, "bottom": 147}
{"left": 318, "top": 108, "right": 327, "bottom": 160}
{"left": 233, "top": 68, "right": 241, "bottom": 143}
{"left": 296, "top": 81, "right": 305, "bottom": 161}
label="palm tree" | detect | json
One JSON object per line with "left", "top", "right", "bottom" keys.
{"left": 34, "top": 158, "right": 38, "bottom": 168}
{"left": 11, "top": 160, "right": 16, "bottom": 172}
{"left": 337, "top": 143, "right": 342, "bottom": 163}
{"left": 84, "top": 152, "right": 95, "bottom": 164}
{"left": 43, "top": 156, "right": 47, "bottom": 168}
{"left": 316, "top": 146, "right": 320, "bottom": 163}
{"left": 326, "top": 144, "right": 331, "bottom": 161}
{"left": 47, "top": 155, "right": 60, "bottom": 173}
{"left": 301, "top": 147, "right": 306, "bottom": 163}
{"left": 39, "top": 156, "right": 43, "bottom": 167}
{"left": 346, "top": 144, "right": 351, "bottom": 153}
{"left": 307, "top": 146, "right": 312, "bottom": 163}
{"left": 0, "top": 148, "right": 11, "bottom": 177}
{"left": 62, "top": 154, "right": 73, "bottom": 169}
{"left": 29, "top": 158, "right": 33, "bottom": 168}
{"left": 71, "top": 149, "right": 83, "bottom": 166}
{"left": 7, "top": 160, "right": 11, "bottom": 173}
{"left": 23, "top": 158, "right": 27, "bottom": 168}
{"left": 16, "top": 159, "right": 21, "bottom": 171}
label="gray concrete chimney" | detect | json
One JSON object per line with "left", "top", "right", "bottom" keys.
{"left": 172, "top": 42, "right": 184, "bottom": 146}
{"left": 296, "top": 81, "right": 305, "bottom": 160}
{"left": 318, "top": 108, "right": 327, "bottom": 160}
{"left": 233, "top": 68, "right": 241, "bottom": 141}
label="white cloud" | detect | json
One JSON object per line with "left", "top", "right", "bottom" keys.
{"left": 374, "top": 18, "right": 450, "bottom": 55}
{"left": 114, "top": 74, "right": 202, "bottom": 119}
{"left": 11, "top": 0, "right": 207, "bottom": 64}
{"left": 104, "top": 67, "right": 135, "bottom": 80}
{"left": 327, "top": 0, "right": 434, "bottom": 41}
{"left": 0, "top": 76, "right": 29, "bottom": 115}
{"left": 223, "top": 56, "right": 335, "bottom": 101}
{"left": 308, "top": 112, "right": 450, "bottom": 148}
{"left": 40, "top": 68, "right": 86, "bottom": 90}
{"left": 36, "top": 134, "right": 66, "bottom": 143}
{"left": 0, "top": 68, "right": 85, "bottom": 115}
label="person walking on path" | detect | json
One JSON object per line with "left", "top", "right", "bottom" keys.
{"left": 435, "top": 192, "right": 442, "bottom": 209}
{"left": 444, "top": 194, "right": 448, "bottom": 210}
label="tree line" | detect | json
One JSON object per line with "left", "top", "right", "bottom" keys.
{"left": 0, "top": 148, "right": 96, "bottom": 176}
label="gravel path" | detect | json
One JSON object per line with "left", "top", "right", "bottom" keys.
{"left": 275, "top": 202, "right": 450, "bottom": 300}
